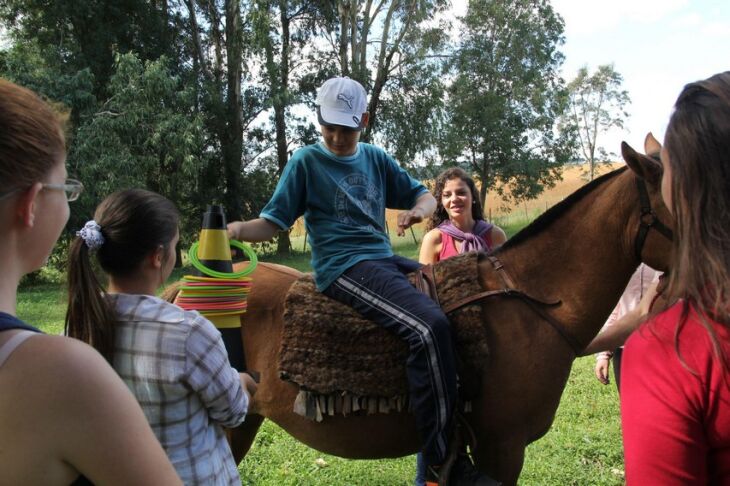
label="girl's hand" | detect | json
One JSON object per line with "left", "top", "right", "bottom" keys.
{"left": 240, "top": 372, "right": 258, "bottom": 397}
{"left": 594, "top": 356, "right": 611, "bottom": 385}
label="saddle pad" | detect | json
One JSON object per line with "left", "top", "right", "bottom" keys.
{"left": 279, "top": 252, "right": 489, "bottom": 398}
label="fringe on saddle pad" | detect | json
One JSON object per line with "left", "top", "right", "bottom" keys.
{"left": 279, "top": 252, "right": 488, "bottom": 421}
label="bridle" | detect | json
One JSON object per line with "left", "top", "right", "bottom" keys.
{"left": 634, "top": 161, "right": 674, "bottom": 262}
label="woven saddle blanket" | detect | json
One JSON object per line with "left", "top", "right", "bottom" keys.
{"left": 279, "top": 252, "right": 489, "bottom": 420}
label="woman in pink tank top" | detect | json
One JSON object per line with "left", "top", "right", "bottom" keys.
{"left": 419, "top": 167, "right": 506, "bottom": 264}
{"left": 415, "top": 167, "right": 506, "bottom": 485}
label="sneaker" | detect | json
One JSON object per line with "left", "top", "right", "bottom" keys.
{"left": 449, "top": 454, "right": 502, "bottom": 486}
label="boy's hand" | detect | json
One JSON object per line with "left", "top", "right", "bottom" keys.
{"left": 227, "top": 221, "right": 245, "bottom": 240}
{"left": 396, "top": 209, "right": 424, "bottom": 236}
{"left": 226, "top": 218, "right": 279, "bottom": 242}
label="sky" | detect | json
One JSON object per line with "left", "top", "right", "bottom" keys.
{"left": 552, "top": 0, "right": 730, "bottom": 155}
{"left": 452, "top": 0, "right": 730, "bottom": 157}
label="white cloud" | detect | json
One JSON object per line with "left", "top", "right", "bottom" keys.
{"left": 553, "top": 0, "right": 688, "bottom": 35}
{"left": 703, "top": 21, "right": 730, "bottom": 38}
{"left": 672, "top": 12, "right": 703, "bottom": 28}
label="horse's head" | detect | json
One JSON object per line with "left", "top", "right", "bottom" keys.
{"left": 621, "top": 133, "right": 674, "bottom": 272}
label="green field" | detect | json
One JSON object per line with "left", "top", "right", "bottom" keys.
{"left": 18, "top": 224, "right": 624, "bottom": 485}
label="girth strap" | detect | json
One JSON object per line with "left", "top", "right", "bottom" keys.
{"left": 484, "top": 255, "right": 580, "bottom": 355}
{"left": 443, "top": 288, "right": 558, "bottom": 314}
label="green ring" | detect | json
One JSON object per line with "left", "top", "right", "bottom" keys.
{"left": 188, "top": 239, "right": 258, "bottom": 278}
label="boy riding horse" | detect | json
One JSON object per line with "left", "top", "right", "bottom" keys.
{"left": 228, "top": 77, "right": 494, "bottom": 485}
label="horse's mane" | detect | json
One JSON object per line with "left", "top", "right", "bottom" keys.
{"left": 500, "top": 166, "right": 628, "bottom": 250}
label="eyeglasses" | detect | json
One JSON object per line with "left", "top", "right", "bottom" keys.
{"left": 0, "top": 178, "right": 85, "bottom": 203}
{"left": 42, "top": 178, "right": 84, "bottom": 202}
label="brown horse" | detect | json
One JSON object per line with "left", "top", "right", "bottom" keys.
{"left": 214, "top": 138, "right": 673, "bottom": 484}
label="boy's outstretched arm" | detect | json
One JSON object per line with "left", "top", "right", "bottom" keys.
{"left": 227, "top": 218, "right": 281, "bottom": 242}
{"left": 397, "top": 193, "right": 437, "bottom": 236}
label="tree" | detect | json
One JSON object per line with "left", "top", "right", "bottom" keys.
{"left": 0, "top": 0, "right": 175, "bottom": 98}
{"left": 442, "top": 0, "right": 574, "bottom": 209}
{"left": 566, "top": 64, "right": 630, "bottom": 180}
{"left": 69, "top": 53, "right": 207, "bottom": 241}
{"left": 183, "top": 0, "right": 254, "bottom": 221}
{"left": 252, "top": 0, "right": 326, "bottom": 254}
{"left": 329, "top": 0, "right": 449, "bottom": 142}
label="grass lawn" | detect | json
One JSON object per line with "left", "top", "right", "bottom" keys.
{"left": 17, "top": 228, "right": 625, "bottom": 485}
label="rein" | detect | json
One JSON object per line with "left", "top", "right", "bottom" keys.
{"left": 634, "top": 176, "right": 674, "bottom": 261}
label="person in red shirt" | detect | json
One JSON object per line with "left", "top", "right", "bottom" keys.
{"left": 621, "top": 71, "right": 730, "bottom": 484}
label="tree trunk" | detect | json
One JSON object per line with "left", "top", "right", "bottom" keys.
{"left": 223, "top": 0, "right": 243, "bottom": 219}
{"left": 275, "top": 0, "right": 292, "bottom": 255}
{"left": 338, "top": 1, "right": 350, "bottom": 75}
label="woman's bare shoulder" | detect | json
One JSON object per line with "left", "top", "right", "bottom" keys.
{"left": 491, "top": 225, "right": 508, "bottom": 246}
{"left": 422, "top": 228, "right": 443, "bottom": 244}
{"left": 7, "top": 334, "right": 123, "bottom": 400}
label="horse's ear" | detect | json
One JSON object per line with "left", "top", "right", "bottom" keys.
{"left": 622, "top": 141, "right": 662, "bottom": 185}
{"left": 644, "top": 132, "right": 662, "bottom": 158}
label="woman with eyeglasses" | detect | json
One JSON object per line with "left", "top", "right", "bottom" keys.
{"left": 0, "top": 78, "right": 181, "bottom": 485}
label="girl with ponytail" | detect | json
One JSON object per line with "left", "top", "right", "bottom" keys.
{"left": 65, "top": 189, "right": 256, "bottom": 486}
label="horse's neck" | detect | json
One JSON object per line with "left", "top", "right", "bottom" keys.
{"left": 495, "top": 173, "right": 638, "bottom": 349}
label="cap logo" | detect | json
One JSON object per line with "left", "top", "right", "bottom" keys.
{"left": 337, "top": 93, "right": 354, "bottom": 110}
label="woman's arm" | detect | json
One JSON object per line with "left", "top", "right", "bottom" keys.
{"left": 419, "top": 229, "right": 442, "bottom": 265}
{"left": 184, "top": 317, "right": 249, "bottom": 427}
{"left": 491, "top": 225, "right": 507, "bottom": 248}
{"left": 46, "top": 337, "right": 182, "bottom": 485}
{"left": 582, "top": 281, "right": 660, "bottom": 355}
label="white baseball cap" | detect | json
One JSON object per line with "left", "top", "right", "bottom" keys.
{"left": 315, "top": 77, "right": 368, "bottom": 130}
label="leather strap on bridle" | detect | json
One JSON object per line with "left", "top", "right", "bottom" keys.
{"left": 634, "top": 174, "right": 674, "bottom": 262}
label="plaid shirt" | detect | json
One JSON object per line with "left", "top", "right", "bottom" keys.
{"left": 108, "top": 293, "right": 247, "bottom": 485}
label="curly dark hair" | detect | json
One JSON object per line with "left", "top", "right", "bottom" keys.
{"left": 426, "top": 167, "right": 485, "bottom": 231}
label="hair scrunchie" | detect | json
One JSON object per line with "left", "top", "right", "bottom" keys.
{"left": 77, "top": 220, "right": 105, "bottom": 251}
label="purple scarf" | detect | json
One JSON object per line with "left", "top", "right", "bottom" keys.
{"left": 438, "top": 220, "right": 493, "bottom": 253}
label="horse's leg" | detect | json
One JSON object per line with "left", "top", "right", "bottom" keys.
{"left": 228, "top": 414, "right": 265, "bottom": 463}
{"left": 472, "top": 436, "right": 526, "bottom": 486}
